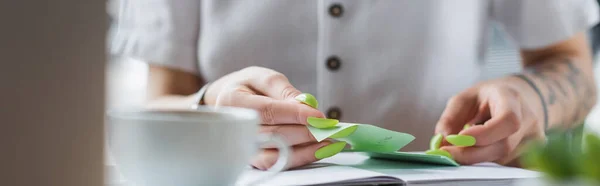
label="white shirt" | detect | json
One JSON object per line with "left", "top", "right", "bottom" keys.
{"left": 109, "top": 0, "right": 599, "bottom": 150}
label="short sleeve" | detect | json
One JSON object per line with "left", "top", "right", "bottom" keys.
{"left": 491, "top": 0, "right": 600, "bottom": 49}
{"left": 108, "top": 0, "right": 201, "bottom": 75}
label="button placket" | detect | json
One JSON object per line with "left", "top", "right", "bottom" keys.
{"left": 324, "top": 3, "right": 345, "bottom": 120}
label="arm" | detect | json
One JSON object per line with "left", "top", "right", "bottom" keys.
{"left": 108, "top": 0, "right": 203, "bottom": 109}
{"left": 434, "top": 0, "right": 598, "bottom": 166}
{"left": 145, "top": 65, "right": 329, "bottom": 170}
{"left": 514, "top": 32, "right": 597, "bottom": 130}
{"left": 145, "top": 65, "right": 205, "bottom": 109}
{"left": 110, "top": 0, "right": 329, "bottom": 170}
{"left": 435, "top": 32, "right": 597, "bottom": 166}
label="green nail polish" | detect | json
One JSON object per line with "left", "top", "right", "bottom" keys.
{"left": 307, "top": 117, "right": 339, "bottom": 129}
{"left": 430, "top": 134, "right": 443, "bottom": 150}
{"left": 315, "top": 141, "right": 347, "bottom": 159}
{"left": 446, "top": 135, "right": 476, "bottom": 147}
{"left": 463, "top": 124, "right": 471, "bottom": 130}
{"left": 425, "top": 149, "right": 453, "bottom": 159}
{"left": 295, "top": 93, "right": 318, "bottom": 109}
{"left": 329, "top": 125, "right": 358, "bottom": 138}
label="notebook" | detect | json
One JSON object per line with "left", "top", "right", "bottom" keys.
{"left": 235, "top": 152, "right": 541, "bottom": 186}
{"left": 236, "top": 123, "right": 541, "bottom": 185}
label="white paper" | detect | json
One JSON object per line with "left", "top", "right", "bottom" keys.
{"left": 235, "top": 164, "right": 398, "bottom": 186}
{"left": 320, "top": 152, "right": 541, "bottom": 183}
{"left": 388, "top": 164, "right": 540, "bottom": 183}
{"left": 237, "top": 152, "right": 541, "bottom": 186}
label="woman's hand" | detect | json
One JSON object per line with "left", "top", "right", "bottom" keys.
{"left": 434, "top": 79, "right": 546, "bottom": 166}
{"left": 204, "top": 66, "right": 330, "bottom": 170}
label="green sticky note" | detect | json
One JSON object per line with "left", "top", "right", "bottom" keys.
{"left": 308, "top": 122, "right": 415, "bottom": 153}
{"left": 366, "top": 151, "right": 459, "bottom": 166}
{"left": 309, "top": 122, "right": 359, "bottom": 141}
{"left": 308, "top": 122, "right": 460, "bottom": 166}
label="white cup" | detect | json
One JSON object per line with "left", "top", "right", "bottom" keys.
{"left": 106, "top": 107, "right": 290, "bottom": 186}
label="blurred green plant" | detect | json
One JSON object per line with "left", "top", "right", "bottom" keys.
{"left": 520, "top": 123, "right": 600, "bottom": 184}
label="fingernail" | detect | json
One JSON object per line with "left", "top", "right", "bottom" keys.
{"left": 463, "top": 124, "right": 471, "bottom": 130}
{"left": 307, "top": 117, "right": 339, "bottom": 129}
{"left": 446, "top": 135, "right": 476, "bottom": 147}
{"left": 294, "top": 93, "right": 318, "bottom": 109}
{"left": 329, "top": 125, "right": 358, "bottom": 138}
{"left": 425, "top": 149, "right": 453, "bottom": 159}
{"left": 438, "top": 129, "right": 450, "bottom": 136}
{"left": 430, "top": 134, "right": 443, "bottom": 150}
{"left": 315, "top": 141, "right": 346, "bottom": 159}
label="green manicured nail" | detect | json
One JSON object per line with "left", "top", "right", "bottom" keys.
{"left": 425, "top": 149, "right": 453, "bottom": 159}
{"left": 307, "top": 117, "right": 339, "bottom": 129}
{"left": 315, "top": 141, "right": 347, "bottom": 159}
{"left": 446, "top": 135, "right": 476, "bottom": 147}
{"left": 430, "top": 134, "right": 443, "bottom": 150}
{"left": 329, "top": 125, "right": 358, "bottom": 138}
{"left": 295, "top": 93, "right": 318, "bottom": 109}
{"left": 463, "top": 124, "right": 471, "bottom": 130}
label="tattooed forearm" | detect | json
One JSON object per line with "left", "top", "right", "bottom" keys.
{"left": 521, "top": 57, "right": 597, "bottom": 129}
{"left": 533, "top": 71, "right": 557, "bottom": 105}
{"left": 550, "top": 78, "right": 569, "bottom": 97}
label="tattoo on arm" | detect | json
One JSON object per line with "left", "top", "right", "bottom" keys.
{"left": 561, "top": 59, "right": 594, "bottom": 124}
{"left": 514, "top": 74, "right": 549, "bottom": 130}
{"left": 534, "top": 72, "right": 557, "bottom": 105}
{"left": 522, "top": 58, "right": 595, "bottom": 128}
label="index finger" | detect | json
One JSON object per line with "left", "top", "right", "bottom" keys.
{"left": 435, "top": 93, "right": 478, "bottom": 136}
{"left": 217, "top": 90, "right": 324, "bottom": 125}
{"left": 459, "top": 93, "right": 523, "bottom": 146}
{"left": 241, "top": 67, "right": 303, "bottom": 100}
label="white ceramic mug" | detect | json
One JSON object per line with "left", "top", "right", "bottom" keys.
{"left": 106, "top": 107, "right": 290, "bottom": 186}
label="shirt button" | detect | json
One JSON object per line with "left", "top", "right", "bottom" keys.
{"left": 327, "top": 107, "right": 342, "bottom": 120}
{"left": 326, "top": 56, "right": 341, "bottom": 71}
{"left": 328, "top": 4, "right": 343, "bottom": 17}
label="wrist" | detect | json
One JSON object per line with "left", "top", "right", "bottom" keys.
{"left": 507, "top": 74, "right": 547, "bottom": 131}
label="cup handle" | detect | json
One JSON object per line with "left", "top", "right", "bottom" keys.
{"left": 245, "top": 134, "right": 291, "bottom": 186}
